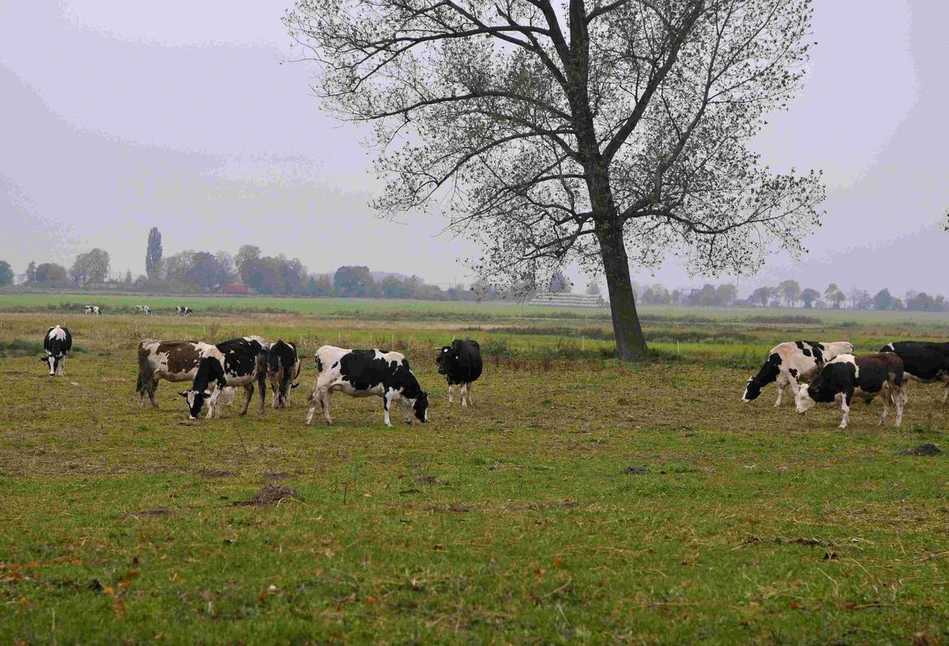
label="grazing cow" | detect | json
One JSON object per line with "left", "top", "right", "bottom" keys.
{"left": 267, "top": 340, "right": 301, "bottom": 408}
{"left": 42, "top": 325, "right": 72, "bottom": 376}
{"left": 135, "top": 305, "right": 152, "bottom": 315}
{"left": 84, "top": 305, "right": 101, "bottom": 316}
{"left": 179, "top": 336, "right": 270, "bottom": 419}
{"left": 879, "top": 341, "right": 949, "bottom": 403}
{"left": 795, "top": 353, "right": 906, "bottom": 429}
{"left": 305, "top": 346, "right": 429, "bottom": 427}
{"left": 742, "top": 341, "right": 854, "bottom": 406}
{"left": 136, "top": 340, "right": 215, "bottom": 407}
{"left": 175, "top": 306, "right": 194, "bottom": 316}
{"left": 436, "top": 339, "right": 483, "bottom": 407}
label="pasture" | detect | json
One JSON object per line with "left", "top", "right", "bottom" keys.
{"left": 2, "top": 298, "right": 949, "bottom": 643}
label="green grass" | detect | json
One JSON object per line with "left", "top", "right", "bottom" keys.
{"left": 2, "top": 306, "right": 949, "bottom": 643}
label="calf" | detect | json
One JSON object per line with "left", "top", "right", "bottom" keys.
{"left": 176, "top": 306, "right": 194, "bottom": 316}
{"left": 306, "top": 345, "right": 428, "bottom": 427}
{"left": 84, "top": 305, "right": 101, "bottom": 316}
{"left": 742, "top": 341, "right": 854, "bottom": 406}
{"left": 179, "top": 336, "right": 269, "bottom": 419}
{"left": 436, "top": 339, "right": 483, "bottom": 406}
{"left": 795, "top": 353, "right": 906, "bottom": 429}
{"left": 136, "top": 340, "right": 215, "bottom": 407}
{"left": 879, "top": 341, "right": 949, "bottom": 403}
{"left": 267, "top": 340, "right": 301, "bottom": 408}
{"left": 135, "top": 305, "right": 152, "bottom": 315}
{"left": 42, "top": 325, "right": 72, "bottom": 376}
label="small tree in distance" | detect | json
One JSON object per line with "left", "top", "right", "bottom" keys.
{"left": 146, "top": 228, "right": 163, "bottom": 281}
{"left": 549, "top": 270, "right": 572, "bottom": 294}
{"left": 0, "top": 260, "right": 14, "bottom": 286}
{"left": 800, "top": 288, "right": 820, "bottom": 309}
{"left": 777, "top": 280, "right": 801, "bottom": 308}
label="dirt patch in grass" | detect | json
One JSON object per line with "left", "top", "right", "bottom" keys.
{"left": 125, "top": 508, "right": 175, "bottom": 518}
{"left": 264, "top": 472, "right": 292, "bottom": 481}
{"left": 233, "top": 484, "right": 300, "bottom": 506}
{"left": 623, "top": 466, "right": 650, "bottom": 475}
{"left": 416, "top": 474, "right": 447, "bottom": 486}
{"left": 199, "top": 469, "right": 234, "bottom": 478}
{"left": 903, "top": 443, "right": 943, "bottom": 456}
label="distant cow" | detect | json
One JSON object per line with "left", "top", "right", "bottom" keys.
{"left": 175, "top": 306, "right": 194, "bottom": 316}
{"left": 42, "top": 325, "right": 72, "bottom": 376}
{"left": 795, "top": 353, "right": 905, "bottom": 429}
{"left": 879, "top": 341, "right": 949, "bottom": 403}
{"left": 84, "top": 305, "right": 101, "bottom": 316}
{"left": 306, "top": 346, "right": 428, "bottom": 427}
{"left": 436, "top": 339, "right": 483, "bottom": 407}
{"left": 742, "top": 341, "right": 854, "bottom": 406}
{"left": 135, "top": 305, "right": 152, "bottom": 315}
{"left": 267, "top": 340, "right": 301, "bottom": 408}
{"left": 180, "top": 336, "right": 270, "bottom": 419}
{"left": 136, "top": 340, "right": 215, "bottom": 407}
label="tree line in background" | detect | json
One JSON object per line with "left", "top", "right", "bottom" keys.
{"left": 0, "top": 229, "right": 946, "bottom": 311}
{"left": 633, "top": 279, "right": 949, "bottom": 312}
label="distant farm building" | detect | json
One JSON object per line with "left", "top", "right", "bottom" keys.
{"left": 223, "top": 284, "right": 252, "bottom": 295}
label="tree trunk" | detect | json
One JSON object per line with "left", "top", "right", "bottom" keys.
{"left": 596, "top": 220, "right": 647, "bottom": 361}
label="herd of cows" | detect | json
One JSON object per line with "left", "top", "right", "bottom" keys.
{"left": 82, "top": 304, "right": 195, "bottom": 316}
{"left": 37, "top": 319, "right": 949, "bottom": 429}
{"left": 42, "top": 324, "right": 484, "bottom": 426}
{"left": 742, "top": 340, "right": 949, "bottom": 428}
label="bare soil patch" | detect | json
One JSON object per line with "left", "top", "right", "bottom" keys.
{"left": 233, "top": 484, "right": 300, "bottom": 506}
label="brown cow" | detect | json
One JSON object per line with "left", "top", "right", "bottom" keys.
{"left": 136, "top": 340, "right": 213, "bottom": 407}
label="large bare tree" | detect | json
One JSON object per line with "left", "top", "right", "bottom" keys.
{"left": 285, "top": 0, "right": 825, "bottom": 359}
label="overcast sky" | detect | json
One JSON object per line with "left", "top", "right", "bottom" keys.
{"left": 1, "top": 1, "right": 946, "bottom": 295}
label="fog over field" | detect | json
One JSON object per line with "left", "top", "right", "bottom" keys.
{"left": 1, "top": 0, "right": 947, "bottom": 294}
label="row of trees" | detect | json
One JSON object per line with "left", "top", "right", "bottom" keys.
{"left": 10, "top": 249, "right": 114, "bottom": 288}
{"left": 632, "top": 280, "right": 949, "bottom": 312}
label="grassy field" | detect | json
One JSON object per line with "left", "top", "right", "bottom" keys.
{"left": 2, "top": 298, "right": 949, "bottom": 643}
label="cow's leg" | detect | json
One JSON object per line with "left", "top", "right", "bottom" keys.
{"left": 149, "top": 379, "right": 160, "bottom": 408}
{"left": 839, "top": 391, "right": 853, "bottom": 429}
{"left": 466, "top": 382, "right": 473, "bottom": 406}
{"left": 941, "top": 375, "right": 949, "bottom": 404}
{"left": 447, "top": 384, "right": 453, "bottom": 405}
{"left": 878, "top": 388, "right": 890, "bottom": 427}
{"left": 239, "top": 384, "right": 253, "bottom": 416}
{"left": 257, "top": 372, "right": 266, "bottom": 414}
{"left": 894, "top": 385, "right": 905, "bottom": 426}
{"left": 773, "top": 374, "right": 789, "bottom": 407}
{"left": 382, "top": 390, "right": 394, "bottom": 427}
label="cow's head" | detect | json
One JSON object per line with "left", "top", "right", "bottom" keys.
{"left": 436, "top": 346, "right": 455, "bottom": 375}
{"left": 742, "top": 377, "right": 762, "bottom": 403}
{"left": 41, "top": 353, "right": 59, "bottom": 376}
{"left": 179, "top": 389, "right": 211, "bottom": 419}
{"left": 795, "top": 384, "right": 817, "bottom": 414}
{"left": 412, "top": 391, "right": 429, "bottom": 423}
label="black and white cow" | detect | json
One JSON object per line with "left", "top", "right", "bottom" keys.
{"left": 135, "top": 305, "right": 152, "bottom": 315}
{"left": 175, "top": 306, "right": 194, "bottom": 316}
{"left": 879, "top": 341, "right": 949, "bottom": 403}
{"left": 436, "top": 339, "right": 483, "bottom": 407}
{"left": 305, "top": 345, "right": 428, "bottom": 427}
{"left": 742, "top": 341, "right": 854, "bottom": 406}
{"left": 795, "top": 353, "right": 906, "bottom": 429}
{"left": 42, "top": 325, "right": 72, "bottom": 376}
{"left": 136, "top": 340, "right": 215, "bottom": 407}
{"left": 267, "top": 340, "right": 301, "bottom": 408}
{"left": 179, "top": 336, "right": 269, "bottom": 419}
{"left": 84, "top": 305, "right": 101, "bottom": 316}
